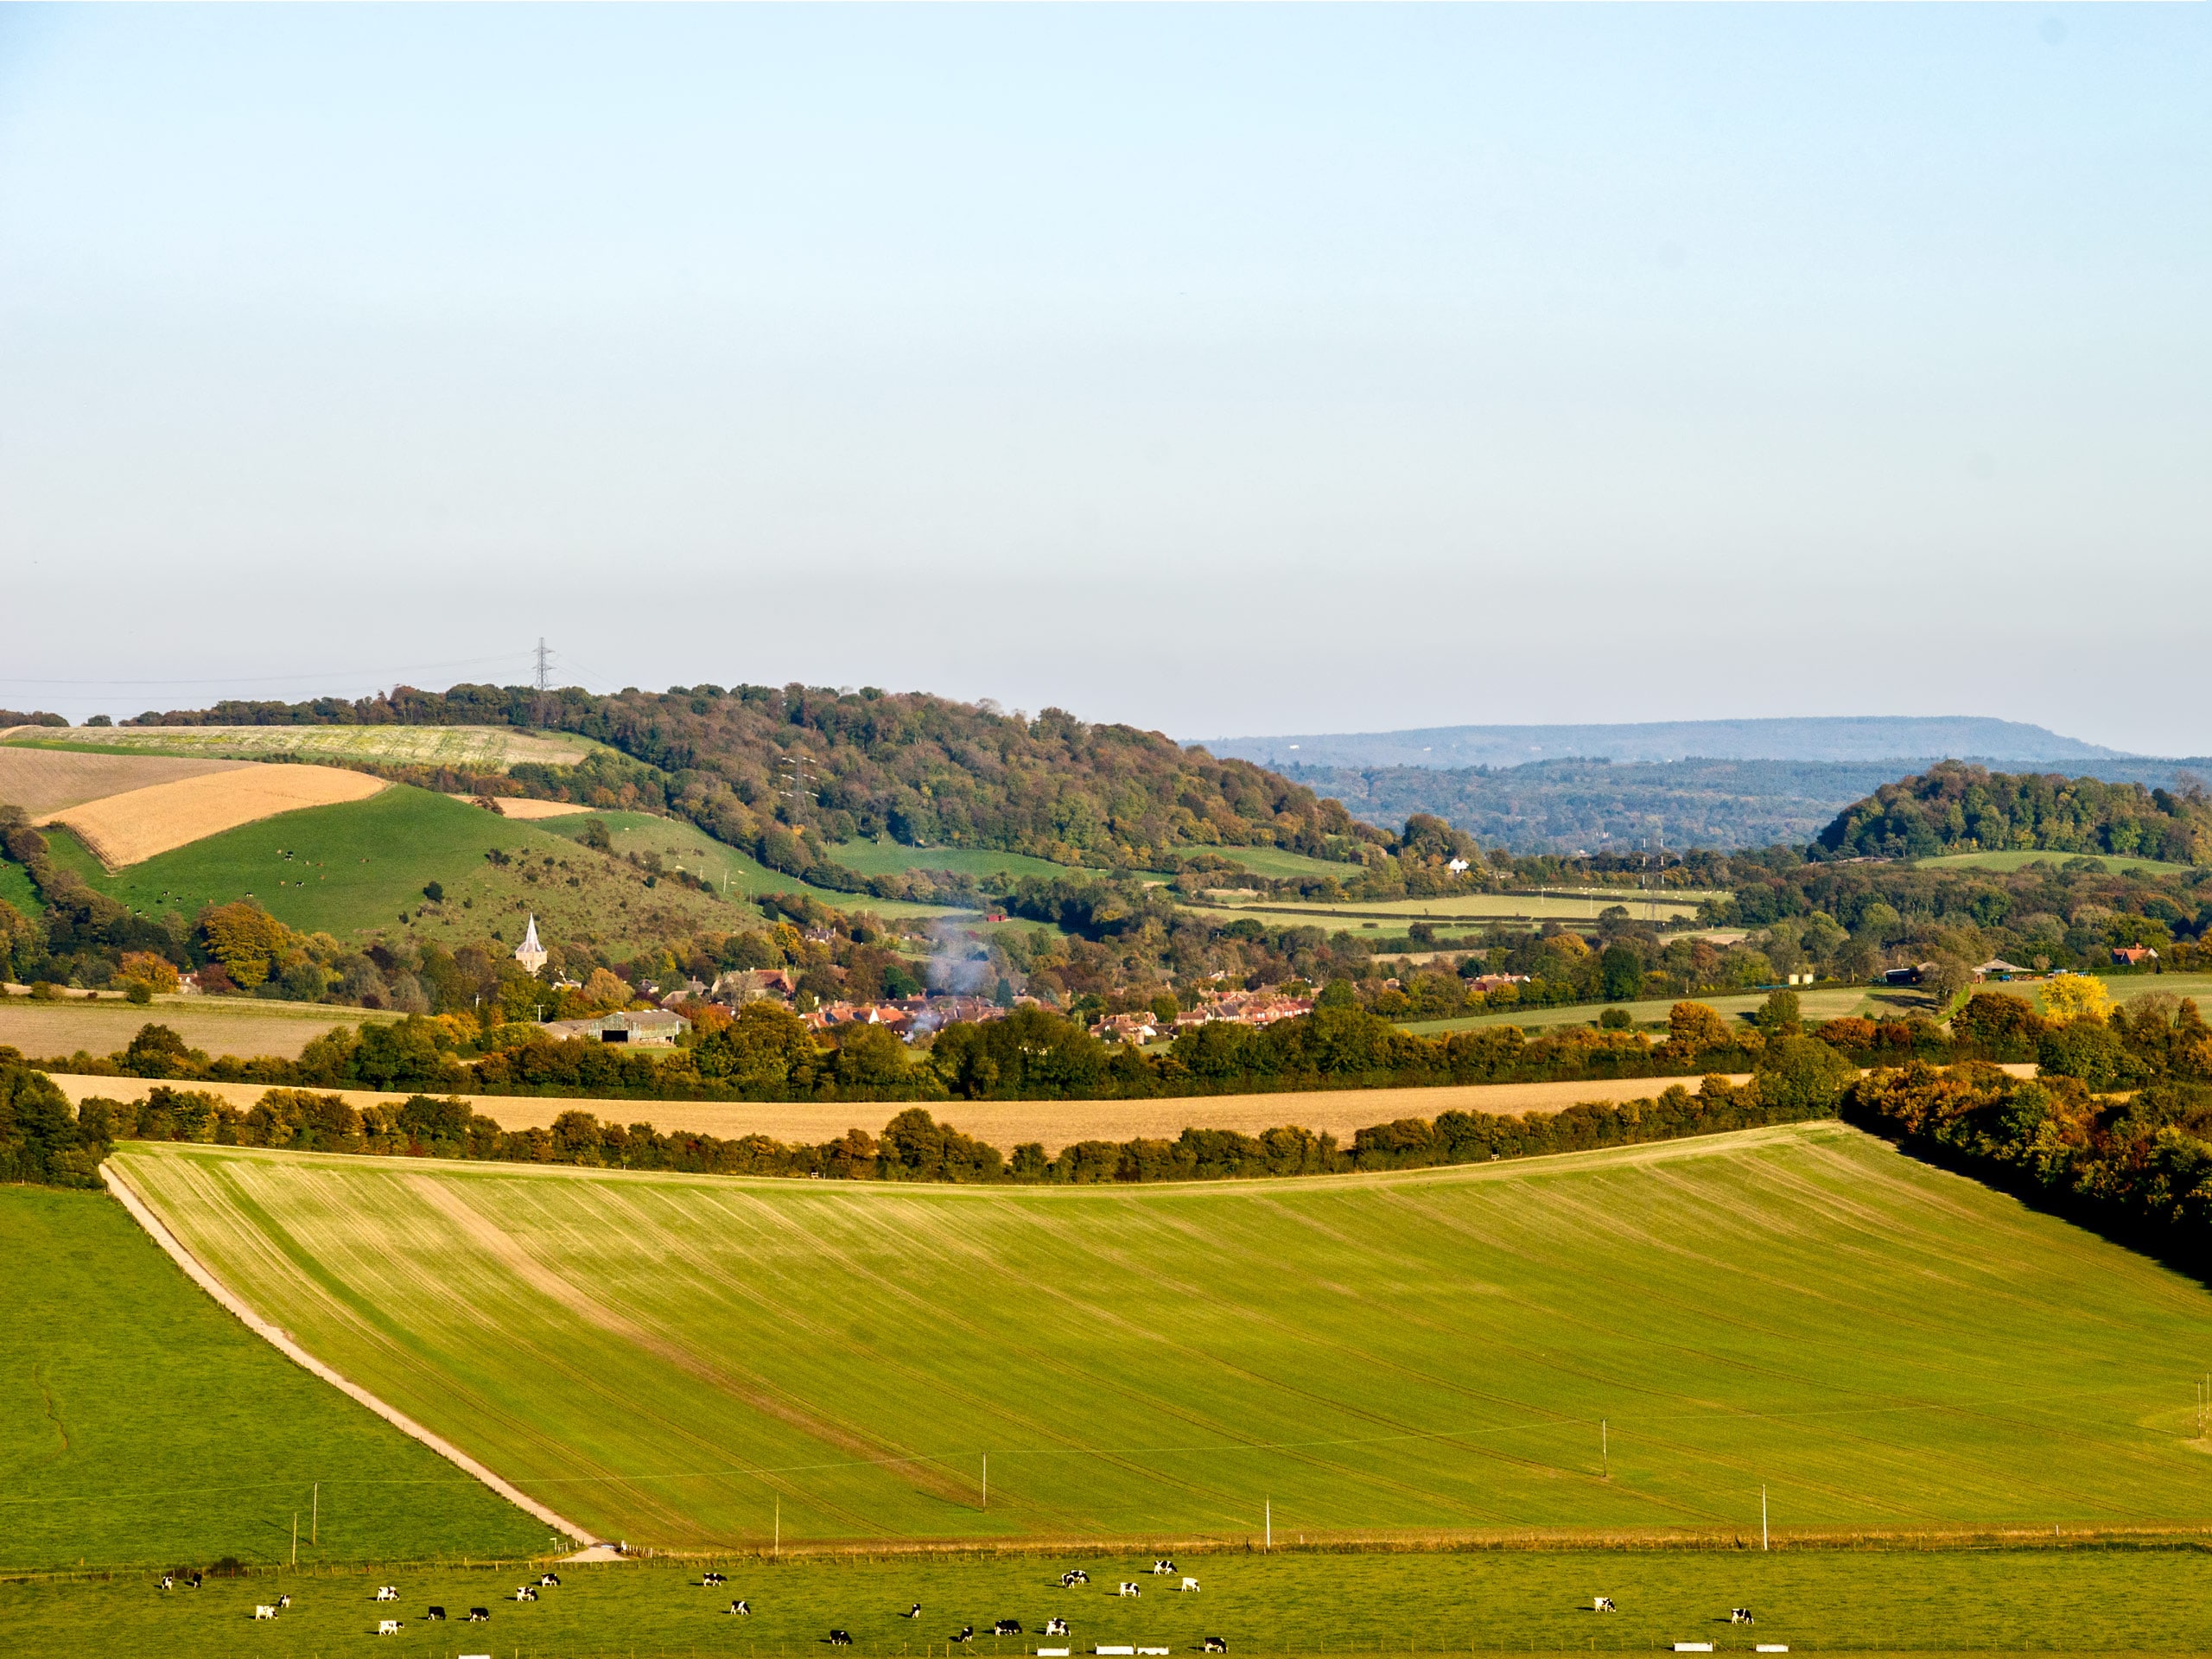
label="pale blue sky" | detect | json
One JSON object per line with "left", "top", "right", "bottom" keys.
{"left": 3, "top": 6, "right": 2206, "bottom": 751}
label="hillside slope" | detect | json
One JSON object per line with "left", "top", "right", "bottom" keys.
{"left": 1818, "top": 760, "right": 2212, "bottom": 863}
{"left": 0, "top": 1185, "right": 542, "bottom": 1569}
{"left": 121, "top": 683, "right": 1383, "bottom": 880}
{"left": 117, "top": 1122, "right": 2212, "bottom": 1551}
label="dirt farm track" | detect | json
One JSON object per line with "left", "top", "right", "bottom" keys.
{"left": 40, "top": 1071, "right": 1757, "bottom": 1152}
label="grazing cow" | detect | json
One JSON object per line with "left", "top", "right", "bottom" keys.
{"left": 1593, "top": 1599, "right": 1617, "bottom": 1614}
{"left": 704, "top": 1573, "right": 728, "bottom": 1587}
{"left": 1116, "top": 1582, "right": 1141, "bottom": 1599}
{"left": 905, "top": 1603, "right": 924, "bottom": 1618}
{"left": 1730, "top": 1610, "right": 1756, "bottom": 1625}
{"left": 995, "top": 1620, "right": 1024, "bottom": 1637}
{"left": 512, "top": 1586, "right": 539, "bottom": 1602}
{"left": 277, "top": 1596, "right": 292, "bottom": 1610}
{"left": 829, "top": 1630, "right": 855, "bottom": 1646}
{"left": 1060, "top": 1569, "right": 1090, "bottom": 1587}
{"left": 952, "top": 1624, "right": 975, "bottom": 1643}
{"left": 1150, "top": 1559, "right": 1175, "bottom": 1575}
{"left": 425, "top": 1606, "right": 445, "bottom": 1621}
{"left": 467, "top": 1607, "right": 491, "bottom": 1622}
{"left": 1203, "top": 1639, "right": 1228, "bottom": 1654}
{"left": 159, "top": 1575, "right": 175, "bottom": 1592}
{"left": 188, "top": 1573, "right": 204, "bottom": 1590}
{"left": 1179, "top": 1578, "right": 1200, "bottom": 1593}
{"left": 377, "top": 1619, "right": 401, "bottom": 1636}
{"left": 539, "top": 1573, "right": 562, "bottom": 1587}
{"left": 251, "top": 1605, "right": 276, "bottom": 1620}
{"left": 374, "top": 1586, "right": 399, "bottom": 1602}
{"left": 724, "top": 1600, "right": 753, "bottom": 1617}
{"left": 1045, "top": 1618, "right": 1070, "bottom": 1637}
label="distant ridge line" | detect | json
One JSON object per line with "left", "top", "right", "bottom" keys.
{"left": 1195, "top": 715, "right": 2132, "bottom": 772}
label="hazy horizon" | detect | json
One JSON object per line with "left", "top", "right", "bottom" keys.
{"left": 3, "top": 7, "right": 2205, "bottom": 750}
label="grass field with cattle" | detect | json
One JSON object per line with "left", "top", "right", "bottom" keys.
{"left": 8, "top": 1539, "right": 2212, "bottom": 1657}
{"left": 107, "top": 1121, "right": 2212, "bottom": 1557}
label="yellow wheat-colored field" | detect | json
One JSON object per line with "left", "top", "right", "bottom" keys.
{"left": 46, "top": 1071, "right": 1755, "bottom": 1153}
{"left": 39, "top": 764, "right": 386, "bottom": 868}
{"left": 0, "top": 744, "right": 251, "bottom": 814}
{"left": 444, "top": 792, "right": 593, "bottom": 819}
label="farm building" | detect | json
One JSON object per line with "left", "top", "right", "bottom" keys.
{"left": 541, "top": 1009, "right": 690, "bottom": 1046}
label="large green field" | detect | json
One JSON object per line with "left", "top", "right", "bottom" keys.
{"left": 111, "top": 1122, "right": 2212, "bottom": 1555}
{"left": 544, "top": 813, "right": 963, "bottom": 920}
{"left": 9, "top": 1543, "right": 2210, "bottom": 1658}
{"left": 35, "top": 784, "right": 734, "bottom": 951}
{"left": 1913, "top": 849, "right": 2196, "bottom": 878}
{"left": 0, "top": 1186, "right": 543, "bottom": 1572}
{"left": 3, "top": 724, "right": 601, "bottom": 771}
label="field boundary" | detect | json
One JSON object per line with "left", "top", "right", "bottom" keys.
{"left": 99, "top": 1159, "right": 601, "bottom": 1551}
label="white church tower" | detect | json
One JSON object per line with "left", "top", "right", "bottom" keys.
{"left": 514, "top": 914, "right": 548, "bottom": 976}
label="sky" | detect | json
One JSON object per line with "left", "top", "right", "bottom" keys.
{"left": 2, "top": 5, "right": 2206, "bottom": 753}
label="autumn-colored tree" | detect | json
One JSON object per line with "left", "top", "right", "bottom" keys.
{"left": 1662, "top": 1000, "right": 1734, "bottom": 1060}
{"left": 116, "top": 950, "right": 180, "bottom": 993}
{"left": 2038, "top": 974, "right": 2114, "bottom": 1024}
{"left": 197, "top": 902, "right": 295, "bottom": 989}
{"left": 582, "top": 968, "right": 632, "bottom": 1011}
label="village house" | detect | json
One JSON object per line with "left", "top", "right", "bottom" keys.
{"left": 710, "top": 968, "right": 798, "bottom": 1005}
{"left": 2112, "top": 945, "right": 2159, "bottom": 968}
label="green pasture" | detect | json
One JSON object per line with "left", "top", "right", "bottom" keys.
{"left": 113, "top": 1122, "right": 2212, "bottom": 1555}
{"left": 1912, "top": 849, "right": 2196, "bottom": 879}
{"left": 2, "top": 724, "right": 601, "bottom": 771}
{"left": 1211, "top": 847, "right": 1370, "bottom": 882}
{"left": 545, "top": 814, "right": 961, "bottom": 922}
{"left": 35, "top": 785, "right": 733, "bottom": 950}
{"left": 0, "top": 1186, "right": 543, "bottom": 1572}
{"left": 0, "top": 852, "right": 41, "bottom": 915}
{"left": 9, "top": 1545, "right": 2212, "bottom": 1658}
{"left": 1181, "top": 891, "right": 1705, "bottom": 929}
{"left": 828, "top": 839, "right": 1091, "bottom": 884}
{"left": 1397, "top": 986, "right": 1889, "bottom": 1038}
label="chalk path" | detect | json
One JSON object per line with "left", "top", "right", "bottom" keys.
{"left": 100, "top": 1158, "right": 603, "bottom": 1555}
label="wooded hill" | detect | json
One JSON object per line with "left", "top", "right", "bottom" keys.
{"left": 122, "top": 683, "right": 1385, "bottom": 889}
{"left": 1817, "top": 761, "right": 2212, "bottom": 863}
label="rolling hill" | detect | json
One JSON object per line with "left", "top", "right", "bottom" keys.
{"left": 112, "top": 1120, "right": 2212, "bottom": 1553}
{"left": 33, "top": 783, "right": 741, "bottom": 954}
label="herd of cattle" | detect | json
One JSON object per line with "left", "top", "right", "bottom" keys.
{"left": 162, "top": 1557, "right": 1770, "bottom": 1648}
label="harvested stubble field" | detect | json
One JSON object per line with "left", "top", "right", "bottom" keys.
{"left": 1185, "top": 892, "right": 1708, "bottom": 928}
{"left": 42, "top": 1071, "right": 1752, "bottom": 1154}
{"left": 13, "top": 723, "right": 598, "bottom": 770}
{"left": 39, "top": 763, "right": 386, "bottom": 868}
{"left": 0, "top": 744, "right": 249, "bottom": 815}
{"left": 112, "top": 1122, "right": 2212, "bottom": 1556}
{"left": 0, "top": 1186, "right": 545, "bottom": 1573}
{"left": 1, "top": 995, "right": 394, "bottom": 1062}
{"left": 10, "top": 1545, "right": 2212, "bottom": 1658}
{"left": 449, "top": 792, "right": 593, "bottom": 818}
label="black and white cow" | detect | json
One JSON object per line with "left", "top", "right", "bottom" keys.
{"left": 1060, "top": 1569, "right": 1090, "bottom": 1588}
{"left": 1150, "top": 1560, "right": 1176, "bottom": 1576}
{"left": 373, "top": 1586, "right": 399, "bottom": 1603}
{"left": 724, "top": 1600, "right": 753, "bottom": 1617}
{"left": 995, "top": 1620, "right": 1023, "bottom": 1637}
{"left": 512, "top": 1586, "right": 539, "bottom": 1603}
{"left": 467, "top": 1607, "right": 491, "bottom": 1623}
{"left": 1593, "top": 1599, "right": 1617, "bottom": 1614}
{"left": 1115, "top": 1582, "right": 1141, "bottom": 1599}
{"left": 159, "top": 1575, "right": 175, "bottom": 1592}
{"left": 539, "top": 1573, "right": 562, "bottom": 1587}
{"left": 952, "top": 1624, "right": 975, "bottom": 1643}
{"left": 906, "top": 1604, "right": 924, "bottom": 1618}
{"left": 425, "top": 1606, "right": 445, "bottom": 1621}
{"left": 251, "top": 1605, "right": 277, "bottom": 1620}
{"left": 704, "top": 1573, "right": 728, "bottom": 1587}
{"left": 276, "top": 1596, "right": 292, "bottom": 1610}
{"left": 1730, "top": 1609, "right": 1756, "bottom": 1625}
{"left": 829, "top": 1630, "right": 854, "bottom": 1646}
{"left": 1044, "top": 1618, "right": 1070, "bottom": 1637}
{"left": 1203, "top": 1639, "right": 1229, "bottom": 1653}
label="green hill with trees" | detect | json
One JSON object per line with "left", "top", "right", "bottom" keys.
{"left": 1818, "top": 761, "right": 2212, "bottom": 863}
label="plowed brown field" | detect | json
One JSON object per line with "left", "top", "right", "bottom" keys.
{"left": 39, "top": 764, "right": 385, "bottom": 868}
{"left": 0, "top": 745, "right": 249, "bottom": 813}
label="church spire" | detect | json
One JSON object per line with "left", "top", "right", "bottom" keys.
{"left": 514, "top": 914, "right": 547, "bottom": 975}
